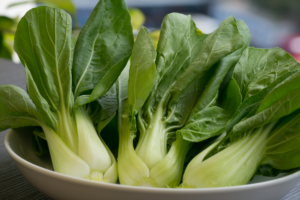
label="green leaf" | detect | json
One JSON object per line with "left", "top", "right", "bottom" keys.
{"left": 24, "top": 66, "right": 57, "bottom": 129}
{"left": 224, "top": 47, "right": 300, "bottom": 137}
{"left": 233, "top": 47, "right": 300, "bottom": 100}
{"left": 232, "top": 70, "right": 300, "bottom": 139}
{"left": 178, "top": 107, "right": 229, "bottom": 142}
{"left": 220, "top": 78, "right": 242, "bottom": 115}
{"left": 189, "top": 20, "right": 249, "bottom": 116}
{"left": 262, "top": 108, "right": 300, "bottom": 170}
{"left": 143, "top": 13, "right": 207, "bottom": 113}
{"left": 0, "top": 85, "right": 39, "bottom": 131}
{"left": 140, "top": 13, "right": 209, "bottom": 131}
{"left": 169, "top": 15, "right": 243, "bottom": 106}
{"left": 171, "top": 19, "right": 247, "bottom": 143}
{"left": 14, "top": 6, "right": 73, "bottom": 112}
{"left": 226, "top": 69, "right": 300, "bottom": 134}
{"left": 127, "top": 27, "right": 157, "bottom": 115}
{"left": 72, "top": 0, "right": 134, "bottom": 104}
{"left": 90, "top": 83, "right": 118, "bottom": 123}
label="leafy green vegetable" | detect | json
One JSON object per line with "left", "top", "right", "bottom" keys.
{"left": 118, "top": 14, "right": 247, "bottom": 187}
{"left": 183, "top": 47, "right": 300, "bottom": 188}
{"left": 72, "top": 0, "right": 134, "bottom": 105}
{"left": 177, "top": 20, "right": 250, "bottom": 144}
{"left": 0, "top": 0, "right": 133, "bottom": 183}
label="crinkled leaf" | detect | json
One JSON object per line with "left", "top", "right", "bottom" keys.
{"left": 233, "top": 47, "right": 300, "bottom": 100}
{"left": 226, "top": 69, "right": 300, "bottom": 134}
{"left": 232, "top": 70, "right": 300, "bottom": 139}
{"left": 178, "top": 107, "right": 229, "bottom": 142}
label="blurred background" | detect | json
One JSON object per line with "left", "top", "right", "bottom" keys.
{"left": 1, "top": 0, "right": 300, "bottom": 62}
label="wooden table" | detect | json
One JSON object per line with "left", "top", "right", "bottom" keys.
{"left": 0, "top": 58, "right": 299, "bottom": 200}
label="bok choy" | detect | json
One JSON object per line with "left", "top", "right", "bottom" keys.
{"left": 0, "top": 0, "right": 133, "bottom": 182}
{"left": 183, "top": 47, "right": 300, "bottom": 188}
{"left": 118, "top": 14, "right": 250, "bottom": 187}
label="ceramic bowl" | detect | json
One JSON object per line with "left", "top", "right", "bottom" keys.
{"left": 4, "top": 128, "right": 300, "bottom": 200}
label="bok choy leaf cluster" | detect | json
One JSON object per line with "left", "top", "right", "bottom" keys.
{"left": 1, "top": 0, "right": 300, "bottom": 189}
{"left": 117, "top": 14, "right": 251, "bottom": 187}
{"left": 182, "top": 47, "right": 300, "bottom": 188}
{"left": 0, "top": 0, "right": 133, "bottom": 183}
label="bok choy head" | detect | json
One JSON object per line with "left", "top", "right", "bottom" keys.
{"left": 118, "top": 14, "right": 249, "bottom": 187}
{"left": 0, "top": 0, "right": 134, "bottom": 182}
{"left": 183, "top": 47, "right": 300, "bottom": 188}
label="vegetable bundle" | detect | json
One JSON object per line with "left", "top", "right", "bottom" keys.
{"left": 1, "top": 0, "right": 300, "bottom": 188}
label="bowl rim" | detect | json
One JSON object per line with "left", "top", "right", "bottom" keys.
{"left": 4, "top": 128, "right": 300, "bottom": 194}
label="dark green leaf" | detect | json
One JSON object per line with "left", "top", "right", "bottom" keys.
{"left": 143, "top": 13, "right": 207, "bottom": 114}
{"left": 169, "top": 16, "right": 243, "bottom": 106}
{"left": 72, "top": 0, "right": 133, "bottom": 104}
{"left": 190, "top": 20, "right": 250, "bottom": 116}
{"left": 220, "top": 78, "right": 242, "bottom": 115}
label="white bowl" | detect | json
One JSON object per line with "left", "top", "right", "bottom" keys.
{"left": 4, "top": 128, "right": 300, "bottom": 200}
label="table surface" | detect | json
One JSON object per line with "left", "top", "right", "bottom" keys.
{"left": 0, "top": 58, "right": 300, "bottom": 200}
